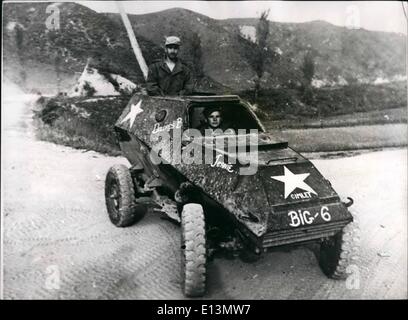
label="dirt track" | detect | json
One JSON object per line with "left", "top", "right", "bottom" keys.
{"left": 2, "top": 84, "right": 407, "bottom": 299}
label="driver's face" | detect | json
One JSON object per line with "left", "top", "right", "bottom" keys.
{"left": 165, "top": 45, "right": 179, "bottom": 60}
{"left": 207, "top": 111, "right": 222, "bottom": 129}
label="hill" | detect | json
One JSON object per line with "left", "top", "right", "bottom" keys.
{"left": 3, "top": 2, "right": 161, "bottom": 93}
{"left": 3, "top": 3, "right": 406, "bottom": 93}
{"left": 222, "top": 18, "right": 406, "bottom": 86}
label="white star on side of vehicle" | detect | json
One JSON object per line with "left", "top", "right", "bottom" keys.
{"left": 271, "top": 166, "right": 317, "bottom": 199}
{"left": 120, "top": 100, "right": 143, "bottom": 128}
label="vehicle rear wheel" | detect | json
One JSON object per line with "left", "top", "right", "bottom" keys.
{"left": 319, "top": 211, "right": 359, "bottom": 279}
{"left": 105, "top": 164, "right": 147, "bottom": 227}
{"left": 181, "top": 203, "right": 206, "bottom": 297}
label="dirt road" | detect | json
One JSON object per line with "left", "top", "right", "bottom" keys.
{"left": 2, "top": 84, "right": 407, "bottom": 299}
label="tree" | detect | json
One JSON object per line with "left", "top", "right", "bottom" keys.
{"left": 15, "top": 25, "right": 24, "bottom": 50}
{"left": 15, "top": 25, "right": 26, "bottom": 87}
{"left": 46, "top": 30, "right": 63, "bottom": 94}
{"left": 301, "top": 50, "right": 316, "bottom": 105}
{"left": 190, "top": 32, "right": 204, "bottom": 79}
{"left": 254, "top": 9, "right": 270, "bottom": 100}
{"left": 302, "top": 50, "right": 315, "bottom": 87}
{"left": 54, "top": 51, "right": 62, "bottom": 95}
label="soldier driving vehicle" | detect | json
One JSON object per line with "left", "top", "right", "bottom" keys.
{"left": 198, "top": 106, "right": 235, "bottom": 135}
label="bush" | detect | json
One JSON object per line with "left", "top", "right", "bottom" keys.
{"left": 34, "top": 95, "right": 129, "bottom": 155}
{"left": 238, "top": 81, "right": 407, "bottom": 120}
{"left": 83, "top": 81, "right": 96, "bottom": 97}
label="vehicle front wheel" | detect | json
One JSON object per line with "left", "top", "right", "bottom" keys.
{"left": 105, "top": 164, "right": 146, "bottom": 227}
{"left": 319, "top": 211, "right": 359, "bottom": 279}
{"left": 181, "top": 203, "right": 206, "bottom": 297}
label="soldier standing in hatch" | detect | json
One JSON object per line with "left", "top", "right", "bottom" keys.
{"left": 146, "top": 36, "right": 194, "bottom": 96}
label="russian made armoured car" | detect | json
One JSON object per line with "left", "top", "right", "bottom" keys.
{"left": 104, "top": 94, "right": 358, "bottom": 297}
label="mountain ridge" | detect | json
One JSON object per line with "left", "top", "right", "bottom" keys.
{"left": 3, "top": 3, "right": 406, "bottom": 93}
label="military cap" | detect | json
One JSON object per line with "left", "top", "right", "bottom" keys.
{"left": 165, "top": 36, "right": 181, "bottom": 46}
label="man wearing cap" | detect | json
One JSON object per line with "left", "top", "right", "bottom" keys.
{"left": 146, "top": 36, "right": 194, "bottom": 96}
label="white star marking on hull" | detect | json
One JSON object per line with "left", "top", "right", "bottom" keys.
{"left": 120, "top": 100, "right": 143, "bottom": 128}
{"left": 271, "top": 166, "right": 317, "bottom": 199}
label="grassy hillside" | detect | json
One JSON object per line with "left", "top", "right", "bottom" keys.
{"left": 33, "top": 81, "right": 407, "bottom": 156}
{"left": 105, "top": 8, "right": 258, "bottom": 91}
{"left": 222, "top": 18, "right": 406, "bottom": 84}
{"left": 239, "top": 81, "right": 407, "bottom": 120}
{"left": 3, "top": 3, "right": 406, "bottom": 93}
{"left": 3, "top": 2, "right": 162, "bottom": 91}
{"left": 33, "top": 95, "right": 128, "bottom": 155}
{"left": 108, "top": 9, "right": 406, "bottom": 90}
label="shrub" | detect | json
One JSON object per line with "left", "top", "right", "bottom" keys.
{"left": 83, "top": 81, "right": 96, "bottom": 97}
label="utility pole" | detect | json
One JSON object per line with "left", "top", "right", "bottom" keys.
{"left": 116, "top": 1, "right": 148, "bottom": 81}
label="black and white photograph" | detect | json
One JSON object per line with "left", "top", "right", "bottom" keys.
{"left": 1, "top": 0, "right": 407, "bottom": 302}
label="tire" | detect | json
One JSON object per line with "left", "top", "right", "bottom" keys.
{"left": 319, "top": 211, "right": 360, "bottom": 279}
{"left": 105, "top": 164, "right": 146, "bottom": 227}
{"left": 181, "top": 203, "right": 206, "bottom": 297}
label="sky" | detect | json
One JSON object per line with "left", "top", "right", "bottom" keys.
{"left": 76, "top": 1, "right": 408, "bottom": 35}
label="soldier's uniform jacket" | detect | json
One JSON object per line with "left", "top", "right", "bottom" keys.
{"left": 146, "top": 58, "right": 194, "bottom": 96}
